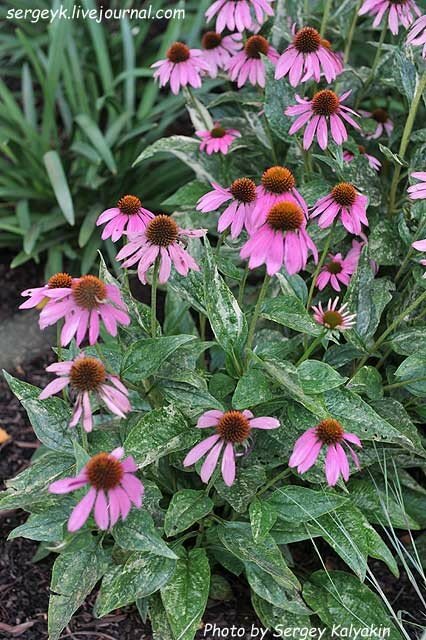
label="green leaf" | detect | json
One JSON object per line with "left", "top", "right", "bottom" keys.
{"left": 149, "top": 592, "right": 174, "bottom": 640}
{"left": 266, "top": 486, "right": 348, "bottom": 523}
{"left": 48, "top": 538, "right": 109, "bottom": 640}
{"left": 264, "top": 62, "right": 295, "bottom": 143}
{"left": 162, "top": 180, "right": 210, "bottom": 210}
{"left": 8, "top": 504, "right": 69, "bottom": 542}
{"left": 112, "top": 509, "right": 177, "bottom": 559}
{"left": 3, "top": 372, "right": 74, "bottom": 453}
{"left": 43, "top": 151, "right": 75, "bottom": 225}
{"left": 251, "top": 593, "right": 311, "bottom": 630}
{"left": 215, "top": 465, "right": 267, "bottom": 513}
{"left": 164, "top": 490, "right": 213, "bottom": 538}
{"left": 347, "top": 366, "right": 383, "bottom": 400}
{"left": 233, "top": 367, "right": 277, "bottom": 409}
{"left": 389, "top": 327, "right": 426, "bottom": 355}
{"left": 161, "top": 548, "right": 210, "bottom": 640}
{"left": 121, "top": 335, "right": 196, "bottom": 384}
{"left": 297, "top": 360, "right": 347, "bottom": 394}
{"left": 261, "top": 295, "right": 322, "bottom": 336}
{"left": 95, "top": 552, "right": 176, "bottom": 617}
{"left": 249, "top": 498, "right": 277, "bottom": 543}
{"left": 394, "top": 352, "right": 426, "bottom": 396}
{"left": 124, "top": 405, "right": 196, "bottom": 468}
{"left": 369, "top": 219, "right": 403, "bottom": 266}
{"left": 303, "top": 571, "right": 403, "bottom": 639}
{"left": 75, "top": 114, "right": 117, "bottom": 174}
{"left": 348, "top": 478, "right": 420, "bottom": 530}
{"left": 378, "top": 144, "right": 406, "bottom": 167}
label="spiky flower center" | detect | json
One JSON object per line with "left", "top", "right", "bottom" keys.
{"left": 316, "top": 418, "right": 344, "bottom": 444}
{"left": 72, "top": 275, "right": 107, "bottom": 310}
{"left": 294, "top": 27, "right": 321, "bottom": 53}
{"left": 326, "top": 260, "right": 343, "bottom": 274}
{"left": 70, "top": 357, "right": 106, "bottom": 392}
{"left": 48, "top": 273, "right": 73, "bottom": 289}
{"left": 146, "top": 215, "right": 179, "bottom": 247}
{"left": 312, "top": 90, "right": 339, "bottom": 116}
{"left": 266, "top": 202, "right": 304, "bottom": 232}
{"left": 322, "top": 309, "right": 344, "bottom": 329}
{"left": 261, "top": 166, "right": 296, "bottom": 194}
{"left": 230, "top": 178, "right": 257, "bottom": 203}
{"left": 211, "top": 126, "right": 226, "bottom": 138}
{"left": 216, "top": 410, "right": 251, "bottom": 443}
{"left": 87, "top": 453, "right": 124, "bottom": 490}
{"left": 331, "top": 182, "right": 357, "bottom": 207}
{"left": 117, "top": 195, "right": 141, "bottom": 216}
{"left": 358, "top": 145, "right": 366, "bottom": 154}
{"left": 202, "top": 31, "right": 222, "bottom": 50}
{"left": 371, "top": 108, "right": 388, "bottom": 123}
{"left": 167, "top": 42, "right": 190, "bottom": 63}
{"left": 245, "top": 35, "right": 269, "bottom": 59}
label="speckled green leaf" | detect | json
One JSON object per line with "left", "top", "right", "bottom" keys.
{"left": 3, "top": 371, "right": 74, "bottom": 453}
{"left": 266, "top": 486, "right": 347, "bottom": 523}
{"left": 297, "top": 360, "right": 347, "bottom": 394}
{"left": 303, "top": 571, "right": 403, "bottom": 639}
{"left": 125, "top": 405, "right": 197, "bottom": 468}
{"left": 161, "top": 548, "right": 210, "bottom": 640}
{"left": 348, "top": 478, "right": 420, "bottom": 530}
{"left": 394, "top": 352, "right": 426, "bottom": 396}
{"left": 369, "top": 219, "right": 403, "bottom": 266}
{"left": 233, "top": 368, "right": 276, "bottom": 409}
{"left": 121, "top": 335, "right": 196, "bottom": 384}
{"left": 162, "top": 180, "right": 209, "bottom": 210}
{"left": 215, "top": 465, "right": 266, "bottom": 513}
{"left": 149, "top": 592, "right": 174, "bottom": 640}
{"left": 245, "top": 561, "right": 299, "bottom": 608}
{"left": 8, "top": 504, "right": 69, "bottom": 542}
{"left": 251, "top": 592, "right": 311, "bottom": 631}
{"left": 249, "top": 498, "right": 277, "bottom": 543}
{"left": 264, "top": 62, "right": 295, "bottom": 143}
{"left": 347, "top": 366, "right": 383, "bottom": 400}
{"left": 389, "top": 327, "right": 426, "bottom": 355}
{"left": 164, "top": 489, "right": 213, "bottom": 538}
{"left": 95, "top": 552, "right": 176, "bottom": 617}
{"left": 113, "top": 509, "right": 177, "bottom": 559}
{"left": 261, "top": 295, "right": 322, "bottom": 336}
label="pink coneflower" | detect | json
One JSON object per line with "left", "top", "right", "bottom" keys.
{"left": 343, "top": 146, "right": 381, "bottom": 172}
{"left": 358, "top": 0, "right": 421, "bottom": 35}
{"left": 251, "top": 166, "right": 308, "bottom": 225}
{"left": 39, "top": 275, "right": 130, "bottom": 347}
{"left": 19, "top": 273, "right": 73, "bottom": 311}
{"left": 201, "top": 31, "right": 243, "bottom": 77}
{"left": 310, "top": 182, "right": 369, "bottom": 236}
{"left": 312, "top": 297, "right": 356, "bottom": 331}
{"left": 116, "top": 215, "right": 205, "bottom": 284}
{"left": 205, "top": 0, "right": 274, "bottom": 33}
{"left": 285, "top": 90, "right": 360, "bottom": 150}
{"left": 197, "top": 177, "right": 257, "bottom": 239}
{"left": 412, "top": 239, "right": 426, "bottom": 275}
{"left": 49, "top": 447, "right": 143, "bottom": 531}
{"left": 183, "top": 409, "right": 279, "bottom": 486}
{"left": 408, "top": 171, "right": 426, "bottom": 200}
{"left": 407, "top": 15, "right": 426, "bottom": 57}
{"left": 289, "top": 418, "right": 362, "bottom": 486}
{"left": 96, "top": 195, "right": 154, "bottom": 242}
{"left": 196, "top": 123, "right": 241, "bottom": 155}
{"left": 359, "top": 108, "right": 393, "bottom": 139}
{"left": 40, "top": 354, "right": 130, "bottom": 433}
{"left": 226, "top": 35, "right": 279, "bottom": 88}
{"left": 316, "top": 244, "right": 362, "bottom": 292}
{"left": 275, "top": 26, "right": 343, "bottom": 86}
{"left": 240, "top": 201, "right": 318, "bottom": 275}
{"left": 152, "top": 42, "right": 210, "bottom": 95}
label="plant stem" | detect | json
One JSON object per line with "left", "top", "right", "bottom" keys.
{"left": 320, "top": 0, "right": 333, "bottom": 37}
{"left": 81, "top": 427, "right": 88, "bottom": 451}
{"left": 215, "top": 230, "right": 228, "bottom": 256}
{"left": 355, "top": 20, "right": 388, "bottom": 109}
{"left": 343, "top": 0, "right": 362, "bottom": 64}
{"left": 150, "top": 257, "right": 159, "bottom": 338}
{"left": 383, "top": 377, "right": 426, "bottom": 391}
{"left": 184, "top": 86, "right": 211, "bottom": 129}
{"left": 257, "top": 468, "right": 292, "bottom": 497}
{"left": 395, "top": 216, "right": 426, "bottom": 283}
{"left": 245, "top": 273, "right": 270, "bottom": 361}
{"left": 306, "top": 221, "right": 335, "bottom": 311}
{"left": 56, "top": 322, "right": 62, "bottom": 362}
{"left": 352, "top": 289, "right": 426, "bottom": 374}
{"left": 238, "top": 263, "right": 250, "bottom": 307}
{"left": 297, "top": 332, "right": 325, "bottom": 365}
{"left": 388, "top": 71, "right": 426, "bottom": 215}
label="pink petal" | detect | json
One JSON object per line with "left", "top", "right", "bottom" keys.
{"left": 68, "top": 487, "right": 97, "bottom": 532}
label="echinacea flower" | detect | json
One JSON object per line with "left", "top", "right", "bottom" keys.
{"left": 412, "top": 238, "right": 426, "bottom": 275}
{"left": 343, "top": 146, "right": 381, "bottom": 172}
{"left": 49, "top": 447, "right": 143, "bottom": 531}
{"left": 201, "top": 31, "right": 243, "bottom": 77}
{"left": 152, "top": 42, "right": 210, "bottom": 95}
{"left": 96, "top": 195, "right": 154, "bottom": 242}
{"left": 240, "top": 201, "right": 318, "bottom": 275}
{"left": 205, "top": 0, "right": 274, "bottom": 33}
{"left": 285, "top": 90, "right": 360, "bottom": 150}
{"left": 275, "top": 26, "right": 343, "bottom": 86}
{"left": 316, "top": 244, "right": 362, "bottom": 292}
{"left": 196, "top": 123, "right": 241, "bottom": 155}
{"left": 19, "top": 272, "right": 73, "bottom": 310}
{"left": 406, "top": 15, "right": 426, "bottom": 57}
{"left": 312, "top": 297, "right": 356, "bottom": 331}
{"left": 197, "top": 177, "right": 257, "bottom": 239}
{"left": 183, "top": 409, "right": 279, "bottom": 486}
{"left": 359, "top": 107, "right": 393, "bottom": 138}
{"left": 407, "top": 171, "right": 426, "bottom": 200}
{"left": 289, "top": 418, "right": 362, "bottom": 486}
{"left": 250, "top": 166, "right": 308, "bottom": 226}
{"left": 116, "top": 215, "right": 205, "bottom": 284}
{"left": 39, "top": 275, "right": 130, "bottom": 347}
{"left": 226, "top": 35, "right": 279, "bottom": 88}
{"left": 310, "top": 182, "right": 369, "bottom": 236}
{"left": 359, "top": 0, "right": 421, "bottom": 35}
{"left": 40, "top": 354, "right": 130, "bottom": 432}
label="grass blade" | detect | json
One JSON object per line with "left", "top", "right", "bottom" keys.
{"left": 43, "top": 150, "right": 75, "bottom": 225}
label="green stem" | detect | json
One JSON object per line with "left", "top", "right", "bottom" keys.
{"left": 238, "top": 263, "right": 250, "bottom": 307}
{"left": 343, "top": 0, "right": 362, "bottom": 64}
{"left": 245, "top": 273, "right": 270, "bottom": 361}
{"left": 257, "top": 468, "right": 292, "bottom": 497}
{"left": 306, "top": 221, "right": 335, "bottom": 311}
{"left": 56, "top": 322, "right": 62, "bottom": 362}
{"left": 352, "top": 290, "right": 426, "bottom": 375}
{"left": 81, "top": 427, "right": 88, "bottom": 451}
{"left": 296, "top": 332, "right": 326, "bottom": 365}
{"left": 215, "top": 230, "right": 228, "bottom": 256}
{"left": 184, "top": 86, "right": 210, "bottom": 129}
{"left": 388, "top": 71, "right": 426, "bottom": 216}
{"left": 150, "top": 258, "right": 159, "bottom": 338}
{"left": 355, "top": 20, "right": 388, "bottom": 109}
{"left": 383, "top": 377, "right": 426, "bottom": 391}
{"left": 320, "top": 0, "right": 333, "bottom": 37}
